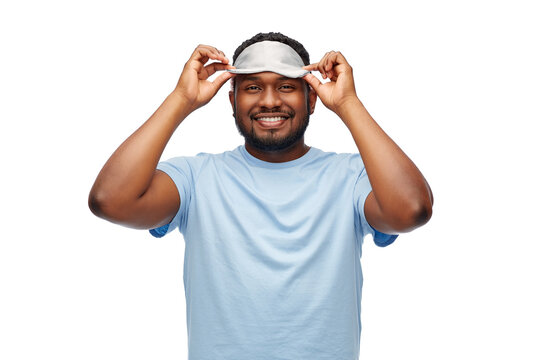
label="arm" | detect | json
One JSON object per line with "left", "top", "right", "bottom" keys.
{"left": 303, "top": 52, "right": 433, "bottom": 234}
{"left": 88, "top": 45, "right": 235, "bottom": 229}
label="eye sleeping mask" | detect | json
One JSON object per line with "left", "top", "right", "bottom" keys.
{"left": 228, "top": 41, "right": 309, "bottom": 78}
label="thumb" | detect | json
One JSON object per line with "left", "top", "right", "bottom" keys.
{"left": 303, "top": 73, "right": 322, "bottom": 93}
{"left": 210, "top": 71, "right": 235, "bottom": 94}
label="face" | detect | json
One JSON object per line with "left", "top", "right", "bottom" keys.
{"left": 230, "top": 72, "right": 316, "bottom": 153}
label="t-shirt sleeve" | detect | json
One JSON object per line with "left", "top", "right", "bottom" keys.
{"left": 353, "top": 165, "right": 399, "bottom": 247}
{"left": 148, "top": 157, "right": 194, "bottom": 238}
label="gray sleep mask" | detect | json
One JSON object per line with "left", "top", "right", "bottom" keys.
{"left": 228, "top": 41, "right": 309, "bottom": 78}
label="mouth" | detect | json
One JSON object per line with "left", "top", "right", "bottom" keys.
{"left": 251, "top": 112, "right": 292, "bottom": 129}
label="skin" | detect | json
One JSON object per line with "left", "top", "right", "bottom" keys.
{"left": 88, "top": 44, "right": 433, "bottom": 234}
{"left": 303, "top": 51, "right": 433, "bottom": 232}
{"left": 230, "top": 73, "right": 317, "bottom": 162}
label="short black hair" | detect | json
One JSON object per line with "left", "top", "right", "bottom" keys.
{"left": 233, "top": 32, "right": 310, "bottom": 66}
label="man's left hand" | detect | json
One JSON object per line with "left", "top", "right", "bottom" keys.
{"left": 303, "top": 51, "right": 359, "bottom": 116}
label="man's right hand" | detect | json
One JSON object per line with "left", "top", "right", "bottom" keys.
{"left": 173, "top": 45, "right": 235, "bottom": 113}
{"left": 89, "top": 45, "right": 235, "bottom": 230}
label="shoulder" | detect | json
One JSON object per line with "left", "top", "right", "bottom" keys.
{"left": 160, "top": 147, "right": 243, "bottom": 173}
{"left": 310, "top": 148, "right": 366, "bottom": 172}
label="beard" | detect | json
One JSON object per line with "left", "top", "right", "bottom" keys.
{"left": 234, "top": 110, "right": 310, "bottom": 152}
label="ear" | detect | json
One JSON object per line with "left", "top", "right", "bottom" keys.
{"left": 308, "top": 85, "right": 317, "bottom": 115}
{"left": 229, "top": 90, "right": 235, "bottom": 113}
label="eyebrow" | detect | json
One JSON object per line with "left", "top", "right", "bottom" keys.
{"left": 241, "top": 76, "right": 296, "bottom": 82}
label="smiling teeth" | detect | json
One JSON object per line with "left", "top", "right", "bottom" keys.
{"left": 257, "top": 117, "right": 286, "bottom": 122}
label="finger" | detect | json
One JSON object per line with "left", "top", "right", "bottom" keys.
{"left": 205, "top": 46, "right": 229, "bottom": 64}
{"left": 303, "top": 62, "right": 326, "bottom": 79}
{"left": 191, "top": 45, "right": 229, "bottom": 64}
{"left": 315, "top": 54, "right": 327, "bottom": 78}
{"left": 327, "top": 51, "right": 348, "bottom": 68}
{"left": 329, "top": 52, "right": 352, "bottom": 80}
{"left": 303, "top": 73, "right": 322, "bottom": 93}
{"left": 325, "top": 51, "right": 350, "bottom": 81}
{"left": 323, "top": 51, "right": 338, "bottom": 79}
{"left": 334, "top": 51, "right": 348, "bottom": 64}
{"left": 303, "top": 63, "right": 319, "bottom": 71}
{"left": 320, "top": 51, "right": 334, "bottom": 79}
{"left": 327, "top": 52, "right": 344, "bottom": 72}
{"left": 201, "top": 63, "right": 235, "bottom": 79}
{"left": 188, "top": 48, "right": 230, "bottom": 75}
{"left": 210, "top": 71, "right": 235, "bottom": 93}
{"left": 328, "top": 63, "right": 348, "bottom": 81}
{"left": 194, "top": 44, "right": 221, "bottom": 56}
{"left": 304, "top": 52, "right": 341, "bottom": 80}
{"left": 217, "top": 49, "right": 229, "bottom": 64}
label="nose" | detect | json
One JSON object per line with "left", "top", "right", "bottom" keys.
{"left": 258, "top": 88, "right": 282, "bottom": 109}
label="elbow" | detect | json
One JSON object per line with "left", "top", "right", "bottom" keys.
{"left": 88, "top": 187, "right": 124, "bottom": 221}
{"left": 88, "top": 189, "right": 108, "bottom": 218}
{"left": 88, "top": 188, "right": 143, "bottom": 228}
{"left": 409, "top": 200, "right": 433, "bottom": 229}
{"left": 390, "top": 199, "right": 433, "bottom": 233}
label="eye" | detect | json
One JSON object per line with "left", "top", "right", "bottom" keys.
{"left": 279, "top": 84, "right": 295, "bottom": 91}
{"left": 245, "top": 85, "right": 261, "bottom": 92}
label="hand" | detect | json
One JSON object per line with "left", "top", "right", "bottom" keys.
{"left": 173, "top": 44, "right": 235, "bottom": 113}
{"left": 303, "top": 51, "right": 359, "bottom": 116}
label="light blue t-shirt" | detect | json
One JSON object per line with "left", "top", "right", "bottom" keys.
{"left": 150, "top": 145, "right": 397, "bottom": 360}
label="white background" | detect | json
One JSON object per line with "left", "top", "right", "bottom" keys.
{"left": 1, "top": 0, "right": 539, "bottom": 359}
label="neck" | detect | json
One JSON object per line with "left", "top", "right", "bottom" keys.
{"left": 244, "top": 139, "right": 310, "bottom": 163}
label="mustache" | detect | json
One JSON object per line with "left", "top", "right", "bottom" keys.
{"left": 249, "top": 109, "right": 295, "bottom": 120}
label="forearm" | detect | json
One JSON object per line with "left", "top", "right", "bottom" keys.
{"left": 303, "top": 51, "right": 432, "bottom": 231}
{"left": 339, "top": 98, "right": 433, "bottom": 229}
{"left": 89, "top": 91, "right": 190, "bottom": 210}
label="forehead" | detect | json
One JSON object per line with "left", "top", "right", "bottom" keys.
{"left": 236, "top": 72, "right": 303, "bottom": 84}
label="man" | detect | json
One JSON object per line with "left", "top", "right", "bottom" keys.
{"left": 89, "top": 32, "right": 433, "bottom": 359}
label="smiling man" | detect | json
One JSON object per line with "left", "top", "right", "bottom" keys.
{"left": 233, "top": 73, "right": 312, "bottom": 155}
{"left": 89, "top": 32, "right": 433, "bottom": 359}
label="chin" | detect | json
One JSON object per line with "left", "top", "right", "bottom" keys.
{"left": 236, "top": 115, "right": 309, "bottom": 152}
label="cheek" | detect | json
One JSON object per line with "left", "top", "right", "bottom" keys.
{"left": 235, "top": 97, "right": 256, "bottom": 114}
{"left": 288, "top": 95, "right": 309, "bottom": 113}
{"left": 288, "top": 89, "right": 307, "bottom": 103}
